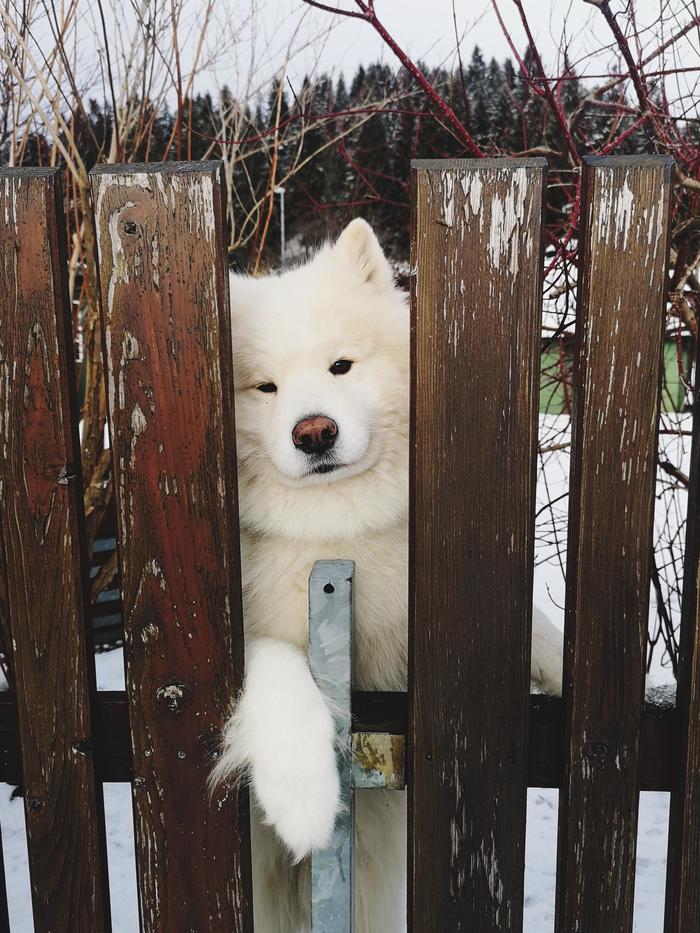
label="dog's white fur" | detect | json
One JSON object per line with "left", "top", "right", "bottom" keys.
{"left": 213, "top": 219, "right": 563, "bottom": 932}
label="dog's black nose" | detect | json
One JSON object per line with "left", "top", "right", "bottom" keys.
{"left": 292, "top": 416, "right": 338, "bottom": 454}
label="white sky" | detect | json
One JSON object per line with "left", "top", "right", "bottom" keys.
{"left": 190, "top": 0, "right": 699, "bottom": 115}
{"left": 21, "top": 1, "right": 699, "bottom": 116}
{"left": 266, "top": 0, "right": 666, "bottom": 75}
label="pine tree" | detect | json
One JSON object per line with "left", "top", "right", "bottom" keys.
{"left": 484, "top": 58, "right": 506, "bottom": 150}
{"left": 350, "top": 65, "right": 367, "bottom": 100}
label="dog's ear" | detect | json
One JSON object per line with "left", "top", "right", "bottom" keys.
{"left": 333, "top": 219, "right": 393, "bottom": 290}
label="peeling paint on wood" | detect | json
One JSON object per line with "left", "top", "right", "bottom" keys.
{"left": 555, "top": 156, "right": 673, "bottom": 933}
{"left": 409, "top": 159, "right": 546, "bottom": 932}
{"left": 0, "top": 167, "right": 111, "bottom": 931}
{"left": 89, "top": 161, "right": 252, "bottom": 933}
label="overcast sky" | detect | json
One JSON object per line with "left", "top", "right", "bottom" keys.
{"left": 36, "top": 1, "right": 696, "bottom": 114}
{"left": 264, "top": 0, "right": 619, "bottom": 76}
{"left": 197, "top": 0, "right": 698, "bottom": 109}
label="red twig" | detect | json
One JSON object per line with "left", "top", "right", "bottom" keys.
{"left": 510, "top": 0, "right": 580, "bottom": 164}
{"left": 585, "top": 0, "right": 674, "bottom": 152}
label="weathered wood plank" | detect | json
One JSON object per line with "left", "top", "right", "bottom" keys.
{"left": 410, "top": 158, "right": 546, "bottom": 931}
{"left": 90, "top": 161, "right": 252, "bottom": 932}
{"left": 0, "top": 531, "right": 13, "bottom": 690}
{"left": 555, "top": 155, "right": 673, "bottom": 933}
{"left": 0, "top": 166, "right": 111, "bottom": 931}
{"left": 664, "top": 329, "right": 700, "bottom": 931}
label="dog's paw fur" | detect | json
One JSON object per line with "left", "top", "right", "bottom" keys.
{"left": 211, "top": 638, "right": 340, "bottom": 862}
{"left": 530, "top": 606, "right": 564, "bottom": 696}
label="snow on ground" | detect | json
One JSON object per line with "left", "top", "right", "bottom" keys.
{"left": 0, "top": 414, "right": 687, "bottom": 929}
{"left": 524, "top": 789, "right": 670, "bottom": 932}
{"left": 0, "top": 779, "right": 671, "bottom": 931}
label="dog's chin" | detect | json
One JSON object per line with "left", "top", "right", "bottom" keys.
{"left": 310, "top": 462, "right": 340, "bottom": 476}
{"left": 272, "top": 449, "right": 379, "bottom": 488}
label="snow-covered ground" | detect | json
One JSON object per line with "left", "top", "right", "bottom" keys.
{"left": 0, "top": 414, "right": 688, "bottom": 930}
{"left": 0, "top": 780, "right": 673, "bottom": 932}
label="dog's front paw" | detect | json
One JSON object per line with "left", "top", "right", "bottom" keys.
{"left": 531, "top": 606, "right": 564, "bottom": 696}
{"left": 252, "top": 724, "right": 341, "bottom": 862}
{"left": 214, "top": 639, "right": 341, "bottom": 862}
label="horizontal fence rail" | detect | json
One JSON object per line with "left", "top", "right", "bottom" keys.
{"left": 0, "top": 691, "right": 681, "bottom": 790}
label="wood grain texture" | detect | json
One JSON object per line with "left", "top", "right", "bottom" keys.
{"left": 409, "top": 159, "right": 546, "bottom": 932}
{"left": 664, "top": 329, "right": 700, "bottom": 931}
{"left": 0, "top": 167, "right": 111, "bottom": 931}
{"left": 555, "top": 156, "right": 673, "bottom": 933}
{"left": 0, "top": 531, "right": 13, "bottom": 690}
{"left": 90, "top": 161, "right": 252, "bottom": 932}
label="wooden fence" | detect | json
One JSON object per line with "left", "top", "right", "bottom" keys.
{"left": 0, "top": 155, "right": 696, "bottom": 932}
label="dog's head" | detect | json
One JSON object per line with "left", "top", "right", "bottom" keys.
{"left": 231, "top": 219, "right": 409, "bottom": 539}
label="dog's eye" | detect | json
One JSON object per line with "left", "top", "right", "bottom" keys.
{"left": 329, "top": 359, "right": 353, "bottom": 376}
{"left": 256, "top": 382, "right": 277, "bottom": 393}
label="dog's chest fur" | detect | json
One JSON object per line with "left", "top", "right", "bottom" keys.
{"left": 241, "top": 521, "right": 407, "bottom": 691}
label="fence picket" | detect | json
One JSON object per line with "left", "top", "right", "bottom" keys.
{"left": 90, "top": 161, "right": 253, "bottom": 932}
{"left": 664, "top": 330, "right": 700, "bottom": 931}
{"left": 0, "top": 166, "right": 111, "bottom": 931}
{"left": 555, "top": 156, "right": 673, "bottom": 932}
{"left": 0, "top": 531, "right": 12, "bottom": 692}
{"left": 409, "top": 158, "right": 545, "bottom": 931}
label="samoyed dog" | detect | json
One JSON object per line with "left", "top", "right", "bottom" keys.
{"left": 212, "top": 219, "right": 563, "bottom": 932}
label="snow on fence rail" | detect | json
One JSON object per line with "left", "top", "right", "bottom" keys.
{"left": 0, "top": 156, "right": 697, "bottom": 932}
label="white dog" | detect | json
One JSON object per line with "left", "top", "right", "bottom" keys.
{"left": 212, "top": 219, "right": 563, "bottom": 932}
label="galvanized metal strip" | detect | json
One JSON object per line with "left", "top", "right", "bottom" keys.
{"left": 308, "top": 560, "right": 355, "bottom": 933}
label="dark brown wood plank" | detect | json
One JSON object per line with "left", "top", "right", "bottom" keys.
{"left": 664, "top": 329, "right": 700, "bottom": 931}
{"left": 555, "top": 155, "right": 673, "bottom": 933}
{"left": 90, "top": 161, "right": 252, "bottom": 933}
{"left": 0, "top": 166, "right": 111, "bottom": 931}
{"left": 409, "top": 158, "right": 546, "bottom": 932}
{"left": 0, "top": 531, "right": 14, "bottom": 689}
